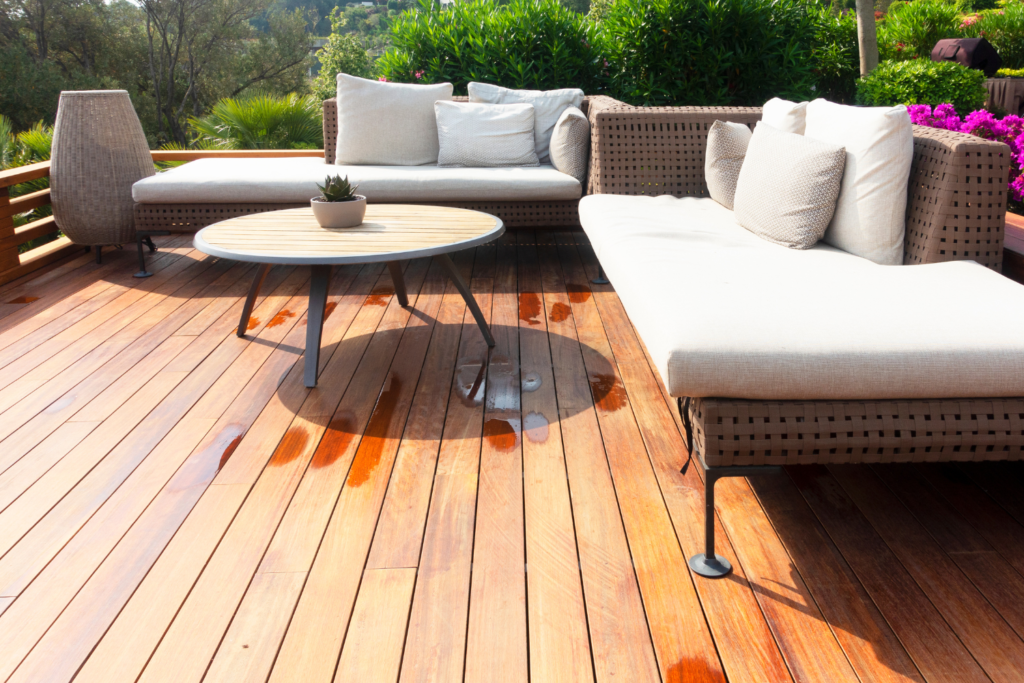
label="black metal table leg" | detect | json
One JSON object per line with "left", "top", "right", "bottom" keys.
{"left": 305, "top": 264, "right": 332, "bottom": 388}
{"left": 435, "top": 252, "right": 495, "bottom": 347}
{"left": 237, "top": 264, "right": 271, "bottom": 337}
{"left": 387, "top": 261, "right": 408, "bottom": 307}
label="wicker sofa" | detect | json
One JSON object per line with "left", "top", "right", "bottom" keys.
{"left": 132, "top": 97, "right": 591, "bottom": 234}
{"left": 581, "top": 96, "right": 1024, "bottom": 578}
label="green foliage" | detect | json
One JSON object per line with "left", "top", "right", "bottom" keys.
{"left": 586, "top": 0, "right": 614, "bottom": 21}
{"left": 0, "top": 115, "right": 54, "bottom": 247}
{"left": 188, "top": 93, "right": 324, "bottom": 149}
{"left": 810, "top": 5, "right": 860, "bottom": 103}
{"left": 601, "top": 0, "right": 822, "bottom": 106}
{"left": 312, "top": 8, "right": 374, "bottom": 100}
{"left": 878, "top": 0, "right": 966, "bottom": 60}
{"left": 560, "top": 0, "right": 590, "bottom": 14}
{"left": 962, "top": 3, "right": 1024, "bottom": 68}
{"left": 855, "top": 59, "right": 988, "bottom": 113}
{"left": 316, "top": 174, "right": 360, "bottom": 201}
{"left": 997, "top": 66, "right": 1024, "bottom": 76}
{"left": 0, "top": 43, "right": 66, "bottom": 130}
{"left": 376, "top": 0, "right": 607, "bottom": 95}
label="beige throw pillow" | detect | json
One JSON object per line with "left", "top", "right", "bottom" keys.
{"left": 705, "top": 120, "right": 752, "bottom": 210}
{"left": 336, "top": 74, "right": 453, "bottom": 166}
{"left": 804, "top": 99, "right": 914, "bottom": 265}
{"left": 435, "top": 101, "right": 539, "bottom": 168}
{"left": 733, "top": 123, "right": 846, "bottom": 250}
{"left": 762, "top": 97, "right": 808, "bottom": 134}
{"left": 468, "top": 82, "right": 584, "bottom": 163}
{"left": 549, "top": 106, "right": 589, "bottom": 185}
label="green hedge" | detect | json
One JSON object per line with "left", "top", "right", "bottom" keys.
{"left": 376, "top": 0, "right": 607, "bottom": 95}
{"left": 962, "top": 4, "right": 1024, "bottom": 69}
{"left": 878, "top": 0, "right": 966, "bottom": 61}
{"left": 855, "top": 59, "right": 988, "bottom": 114}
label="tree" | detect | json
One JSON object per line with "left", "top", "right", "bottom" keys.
{"left": 855, "top": 0, "right": 878, "bottom": 75}
{"left": 311, "top": 6, "right": 371, "bottom": 100}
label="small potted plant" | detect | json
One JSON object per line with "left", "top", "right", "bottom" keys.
{"left": 311, "top": 174, "right": 366, "bottom": 228}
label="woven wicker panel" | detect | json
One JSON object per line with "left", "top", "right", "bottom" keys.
{"left": 904, "top": 125, "right": 1010, "bottom": 271}
{"left": 690, "top": 397, "right": 1024, "bottom": 467}
{"left": 135, "top": 200, "right": 580, "bottom": 232}
{"left": 586, "top": 96, "right": 761, "bottom": 197}
{"left": 322, "top": 96, "right": 591, "bottom": 165}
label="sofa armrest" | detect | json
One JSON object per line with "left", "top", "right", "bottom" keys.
{"left": 905, "top": 125, "right": 1010, "bottom": 269}
{"left": 586, "top": 97, "right": 761, "bottom": 196}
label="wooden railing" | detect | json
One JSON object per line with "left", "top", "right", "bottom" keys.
{"left": 0, "top": 149, "right": 326, "bottom": 286}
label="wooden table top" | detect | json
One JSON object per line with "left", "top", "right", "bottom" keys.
{"left": 193, "top": 205, "right": 505, "bottom": 265}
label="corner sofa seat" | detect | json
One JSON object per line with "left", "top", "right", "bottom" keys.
{"left": 581, "top": 194, "right": 1024, "bottom": 402}
{"left": 132, "top": 157, "right": 582, "bottom": 205}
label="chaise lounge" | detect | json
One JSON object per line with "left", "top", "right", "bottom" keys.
{"left": 581, "top": 95, "right": 1024, "bottom": 577}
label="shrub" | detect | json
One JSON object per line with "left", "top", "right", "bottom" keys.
{"left": 810, "top": 6, "right": 860, "bottom": 103}
{"left": 878, "top": 0, "right": 966, "bottom": 61}
{"left": 998, "top": 66, "right": 1024, "bottom": 76}
{"left": 376, "top": 0, "right": 607, "bottom": 94}
{"left": 855, "top": 59, "right": 988, "bottom": 113}
{"left": 313, "top": 8, "right": 374, "bottom": 101}
{"left": 188, "top": 93, "right": 324, "bottom": 149}
{"left": 962, "top": 3, "right": 1024, "bottom": 68}
{"left": 601, "top": 0, "right": 821, "bottom": 106}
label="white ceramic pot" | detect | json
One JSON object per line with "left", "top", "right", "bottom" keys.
{"left": 311, "top": 195, "right": 367, "bottom": 228}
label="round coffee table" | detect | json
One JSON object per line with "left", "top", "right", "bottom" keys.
{"left": 194, "top": 205, "right": 504, "bottom": 387}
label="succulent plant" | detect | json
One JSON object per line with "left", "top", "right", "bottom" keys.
{"left": 316, "top": 174, "right": 360, "bottom": 202}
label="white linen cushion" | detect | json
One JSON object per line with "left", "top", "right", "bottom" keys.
{"left": 805, "top": 99, "right": 914, "bottom": 265}
{"left": 335, "top": 74, "right": 453, "bottom": 166}
{"left": 132, "top": 158, "right": 581, "bottom": 203}
{"left": 434, "top": 101, "right": 539, "bottom": 168}
{"left": 579, "top": 193, "right": 1024, "bottom": 400}
{"left": 468, "top": 82, "right": 584, "bottom": 163}
{"left": 704, "top": 120, "right": 752, "bottom": 210}
{"left": 733, "top": 123, "right": 846, "bottom": 249}
{"left": 761, "top": 97, "right": 807, "bottom": 134}
{"left": 549, "top": 106, "right": 590, "bottom": 185}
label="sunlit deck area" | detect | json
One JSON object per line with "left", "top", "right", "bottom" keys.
{"left": 1, "top": 232, "right": 1024, "bottom": 683}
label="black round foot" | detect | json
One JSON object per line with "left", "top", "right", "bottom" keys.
{"left": 134, "top": 271, "right": 153, "bottom": 279}
{"left": 689, "top": 553, "right": 732, "bottom": 578}
{"left": 591, "top": 277, "right": 610, "bottom": 285}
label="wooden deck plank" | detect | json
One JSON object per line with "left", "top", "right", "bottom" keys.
{"left": 68, "top": 265, "right": 377, "bottom": 683}
{"left": 960, "top": 462, "right": 1024, "bottom": 529}
{"left": 789, "top": 465, "right": 991, "bottom": 683}
{"left": 334, "top": 568, "right": 418, "bottom": 683}
{"left": 534, "top": 233, "right": 661, "bottom": 683}
{"left": 515, "top": 233, "right": 594, "bottom": 683}
{"left": 552, "top": 233, "right": 727, "bottom": 683}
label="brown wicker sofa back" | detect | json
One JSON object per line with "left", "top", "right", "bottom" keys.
{"left": 583, "top": 95, "right": 1011, "bottom": 270}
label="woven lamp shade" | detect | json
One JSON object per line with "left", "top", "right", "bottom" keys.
{"left": 50, "top": 90, "right": 155, "bottom": 246}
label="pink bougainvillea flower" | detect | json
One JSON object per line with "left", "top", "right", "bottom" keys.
{"left": 414, "top": 70, "right": 424, "bottom": 79}
{"left": 378, "top": 76, "right": 389, "bottom": 82}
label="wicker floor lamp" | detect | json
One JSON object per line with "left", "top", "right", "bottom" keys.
{"left": 50, "top": 90, "right": 155, "bottom": 271}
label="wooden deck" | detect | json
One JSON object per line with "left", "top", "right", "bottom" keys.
{"left": 1, "top": 232, "right": 1024, "bottom": 683}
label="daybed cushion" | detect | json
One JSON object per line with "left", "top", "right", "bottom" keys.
{"left": 579, "top": 193, "right": 1024, "bottom": 401}
{"left": 435, "top": 100, "right": 540, "bottom": 167}
{"left": 132, "top": 158, "right": 582, "bottom": 204}
{"left": 761, "top": 97, "right": 807, "bottom": 134}
{"left": 705, "top": 120, "right": 751, "bottom": 210}
{"left": 468, "top": 82, "right": 584, "bottom": 163}
{"left": 549, "top": 106, "right": 590, "bottom": 186}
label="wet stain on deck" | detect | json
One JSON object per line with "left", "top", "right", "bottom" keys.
{"left": 218, "top": 433, "right": 245, "bottom": 472}
{"left": 519, "top": 292, "right": 541, "bottom": 325}
{"left": 521, "top": 372, "right": 541, "bottom": 392}
{"left": 267, "top": 309, "right": 296, "bottom": 328}
{"left": 483, "top": 418, "right": 518, "bottom": 452}
{"left": 365, "top": 286, "right": 394, "bottom": 307}
{"left": 269, "top": 426, "right": 310, "bottom": 467}
{"left": 311, "top": 415, "right": 357, "bottom": 469}
{"left": 323, "top": 301, "right": 338, "bottom": 320}
{"left": 665, "top": 658, "right": 726, "bottom": 683}
{"left": 347, "top": 374, "right": 403, "bottom": 487}
{"left": 590, "top": 373, "right": 627, "bottom": 412}
{"left": 246, "top": 316, "right": 260, "bottom": 331}
{"left": 7, "top": 296, "right": 39, "bottom": 304}
{"left": 456, "top": 357, "right": 487, "bottom": 407}
{"left": 548, "top": 301, "right": 571, "bottom": 323}
{"left": 566, "top": 284, "right": 592, "bottom": 303}
{"left": 523, "top": 412, "right": 549, "bottom": 443}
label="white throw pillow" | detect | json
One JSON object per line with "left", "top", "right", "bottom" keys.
{"left": 549, "top": 106, "right": 590, "bottom": 185}
{"left": 705, "top": 120, "right": 752, "bottom": 210}
{"left": 804, "top": 99, "right": 914, "bottom": 265}
{"left": 435, "top": 101, "right": 540, "bottom": 168}
{"left": 762, "top": 97, "right": 808, "bottom": 134}
{"left": 336, "top": 73, "right": 453, "bottom": 166}
{"left": 468, "top": 82, "right": 584, "bottom": 163}
{"left": 733, "top": 123, "right": 846, "bottom": 250}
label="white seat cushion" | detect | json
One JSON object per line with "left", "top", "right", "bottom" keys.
{"left": 761, "top": 97, "right": 807, "bottom": 134}
{"left": 132, "top": 158, "right": 581, "bottom": 204}
{"left": 580, "top": 193, "right": 1024, "bottom": 401}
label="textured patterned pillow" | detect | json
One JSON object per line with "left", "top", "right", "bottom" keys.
{"left": 435, "top": 101, "right": 540, "bottom": 168}
{"left": 549, "top": 107, "right": 589, "bottom": 185}
{"left": 468, "top": 82, "right": 584, "bottom": 163}
{"left": 705, "top": 120, "right": 752, "bottom": 210}
{"left": 733, "top": 123, "right": 846, "bottom": 249}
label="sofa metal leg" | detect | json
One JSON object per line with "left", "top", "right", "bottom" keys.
{"left": 95, "top": 245, "right": 102, "bottom": 265}
{"left": 591, "top": 265, "right": 610, "bottom": 285}
{"left": 134, "top": 230, "right": 170, "bottom": 279}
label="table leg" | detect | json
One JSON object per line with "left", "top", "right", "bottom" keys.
{"left": 305, "top": 264, "right": 332, "bottom": 388}
{"left": 387, "top": 261, "right": 408, "bottom": 307}
{"left": 435, "top": 252, "right": 495, "bottom": 348}
{"left": 237, "top": 264, "right": 271, "bottom": 337}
